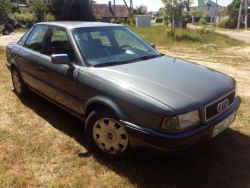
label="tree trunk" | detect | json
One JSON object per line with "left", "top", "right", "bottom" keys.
{"left": 237, "top": 3, "right": 242, "bottom": 30}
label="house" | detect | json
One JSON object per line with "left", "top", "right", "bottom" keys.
{"left": 93, "top": 1, "right": 129, "bottom": 23}
{"left": 190, "top": 0, "right": 220, "bottom": 21}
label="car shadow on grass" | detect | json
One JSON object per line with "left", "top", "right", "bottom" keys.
{"left": 18, "top": 92, "right": 250, "bottom": 188}
{"left": 17, "top": 92, "right": 88, "bottom": 148}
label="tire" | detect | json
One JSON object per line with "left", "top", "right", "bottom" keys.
{"left": 85, "top": 108, "right": 133, "bottom": 159}
{"left": 3, "top": 29, "right": 10, "bottom": 35}
{"left": 11, "top": 68, "right": 29, "bottom": 96}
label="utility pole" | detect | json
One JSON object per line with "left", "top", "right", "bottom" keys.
{"left": 215, "top": 0, "right": 217, "bottom": 23}
{"left": 114, "top": 0, "right": 116, "bottom": 22}
{"left": 130, "top": 0, "right": 133, "bottom": 11}
{"left": 245, "top": 0, "right": 248, "bottom": 30}
{"left": 237, "top": 0, "right": 243, "bottom": 30}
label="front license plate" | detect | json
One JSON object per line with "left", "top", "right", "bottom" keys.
{"left": 212, "top": 113, "right": 236, "bottom": 138}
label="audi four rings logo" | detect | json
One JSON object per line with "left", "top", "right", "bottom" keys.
{"left": 217, "top": 98, "right": 229, "bottom": 113}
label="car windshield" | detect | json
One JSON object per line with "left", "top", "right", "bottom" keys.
{"left": 72, "top": 26, "right": 160, "bottom": 67}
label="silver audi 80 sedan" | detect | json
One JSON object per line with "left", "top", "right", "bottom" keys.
{"left": 6, "top": 22, "right": 241, "bottom": 158}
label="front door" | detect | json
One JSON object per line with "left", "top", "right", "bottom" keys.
{"left": 37, "top": 26, "right": 80, "bottom": 114}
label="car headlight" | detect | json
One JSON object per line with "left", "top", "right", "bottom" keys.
{"left": 160, "top": 110, "right": 200, "bottom": 132}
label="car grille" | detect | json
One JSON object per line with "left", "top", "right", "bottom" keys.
{"left": 205, "top": 90, "right": 235, "bottom": 121}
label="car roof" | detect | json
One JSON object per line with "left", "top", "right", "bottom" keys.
{"left": 35, "top": 21, "right": 124, "bottom": 30}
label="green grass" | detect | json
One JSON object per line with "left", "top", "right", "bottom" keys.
{"left": 128, "top": 25, "right": 245, "bottom": 48}
{"left": 14, "top": 27, "right": 28, "bottom": 33}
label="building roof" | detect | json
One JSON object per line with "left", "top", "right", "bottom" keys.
{"left": 93, "top": 4, "right": 128, "bottom": 18}
{"left": 191, "top": 0, "right": 220, "bottom": 7}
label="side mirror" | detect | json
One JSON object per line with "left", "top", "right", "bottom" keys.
{"left": 150, "top": 44, "right": 155, "bottom": 49}
{"left": 51, "top": 54, "right": 75, "bottom": 70}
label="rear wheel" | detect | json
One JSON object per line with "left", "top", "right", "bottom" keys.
{"left": 11, "top": 68, "right": 29, "bottom": 96}
{"left": 85, "top": 108, "right": 132, "bottom": 158}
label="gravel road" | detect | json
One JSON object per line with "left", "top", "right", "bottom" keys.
{"left": 0, "top": 33, "right": 24, "bottom": 46}
{"left": 187, "top": 24, "right": 250, "bottom": 43}
{"left": 216, "top": 30, "right": 250, "bottom": 43}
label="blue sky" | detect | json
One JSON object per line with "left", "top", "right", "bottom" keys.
{"left": 95, "top": 0, "right": 234, "bottom": 11}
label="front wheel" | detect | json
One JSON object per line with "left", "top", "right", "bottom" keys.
{"left": 85, "top": 108, "right": 133, "bottom": 158}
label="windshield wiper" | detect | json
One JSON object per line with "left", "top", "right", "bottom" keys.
{"left": 129, "top": 54, "right": 161, "bottom": 63}
{"left": 141, "top": 54, "right": 162, "bottom": 60}
{"left": 92, "top": 54, "right": 162, "bottom": 67}
{"left": 93, "top": 60, "right": 131, "bottom": 67}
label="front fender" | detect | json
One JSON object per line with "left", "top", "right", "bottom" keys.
{"left": 82, "top": 95, "right": 129, "bottom": 121}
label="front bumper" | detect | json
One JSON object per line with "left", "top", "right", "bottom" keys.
{"left": 122, "top": 96, "right": 241, "bottom": 156}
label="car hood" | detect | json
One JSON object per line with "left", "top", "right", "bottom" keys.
{"left": 91, "top": 56, "right": 235, "bottom": 113}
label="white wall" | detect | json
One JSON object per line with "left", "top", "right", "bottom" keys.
{"left": 136, "top": 15, "right": 151, "bottom": 28}
{"left": 190, "top": 6, "right": 220, "bottom": 17}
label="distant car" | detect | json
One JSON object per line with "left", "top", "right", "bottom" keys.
{"left": 0, "top": 21, "right": 14, "bottom": 35}
{"left": 5, "top": 22, "right": 241, "bottom": 158}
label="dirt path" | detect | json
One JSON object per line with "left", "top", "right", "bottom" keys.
{"left": 0, "top": 32, "right": 24, "bottom": 46}
{"left": 217, "top": 30, "right": 250, "bottom": 43}
{"left": 187, "top": 24, "right": 250, "bottom": 43}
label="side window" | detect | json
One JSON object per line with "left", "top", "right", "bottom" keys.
{"left": 24, "top": 25, "right": 48, "bottom": 52}
{"left": 18, "top": 27, "right": 34, "bottom": 46}
{"left": 44, "top": 27, "right": 76, "bottom": 63}
{"left": 114, "top": 30, "right": 147, "bottom": 51}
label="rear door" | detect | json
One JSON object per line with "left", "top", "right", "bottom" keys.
{"left": 17, "top": 25, "right": 49, "bottom": 90}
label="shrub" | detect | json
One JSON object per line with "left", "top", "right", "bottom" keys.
{"left": 126, "top": 17, "right": 135, "bottom": 26}
{"left": 166, "top": 28, "right": 175, "bottom": 37}
{"left": 199, "top": 18, "right": 207, "bottom": 25}
{"left": 0, "top": 25, "right": 3, "bottom": 36}
{"left": 44, "top": 13, "right": 55, "bottom": 22}
{"left": 197, "top": 26, "right": 209, "bottom": 34}
{"left": 156, "top": 18, "right": 163, "bottom": 23}
{"left": 7, "top": 12, "right": 36, "bottom": 28}
{"left": 217, "top": 18, "right": 236, "bottom": 29}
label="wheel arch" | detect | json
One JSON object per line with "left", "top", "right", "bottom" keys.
{"left": 10, "top": 56, "right": 20, "bottom": 70}
{"left": 85, "top": 96, "right": 128, "bottom": 121}
{"left": 10, "top": 60, "right": 25, "bottom": 82}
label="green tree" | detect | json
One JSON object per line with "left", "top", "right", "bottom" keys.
{"left": 10, "top": 0, "right": 28, "bottom": 4}
{"left": 217, "top": 0, "right": 244, "bottom": 29}
{"left": 226, "top": 0, "right": 241, "bottom": 28}
{"left": 0, "top": 0, "right": 14, "bottom": 20}
{"left": 133, "top": 5, "right": 147, "bottom": 15}
{"left": 161, "top": 0, "right": 188, "bottom": 31}
{"left": 29, "top": 0, "right": 52, "bottom": 22}
{"left": 51, "top": 0, "right": 96, "bottom": 21}
{"left": 182, "top": 10, "right": 191, "bottom": 28}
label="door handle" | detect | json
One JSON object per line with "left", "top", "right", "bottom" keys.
{"left": 38, "top": 62, "right": 47, "bottom": 71}
{"left": 39, "top": 62, "right": 44, "bottom": 69}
